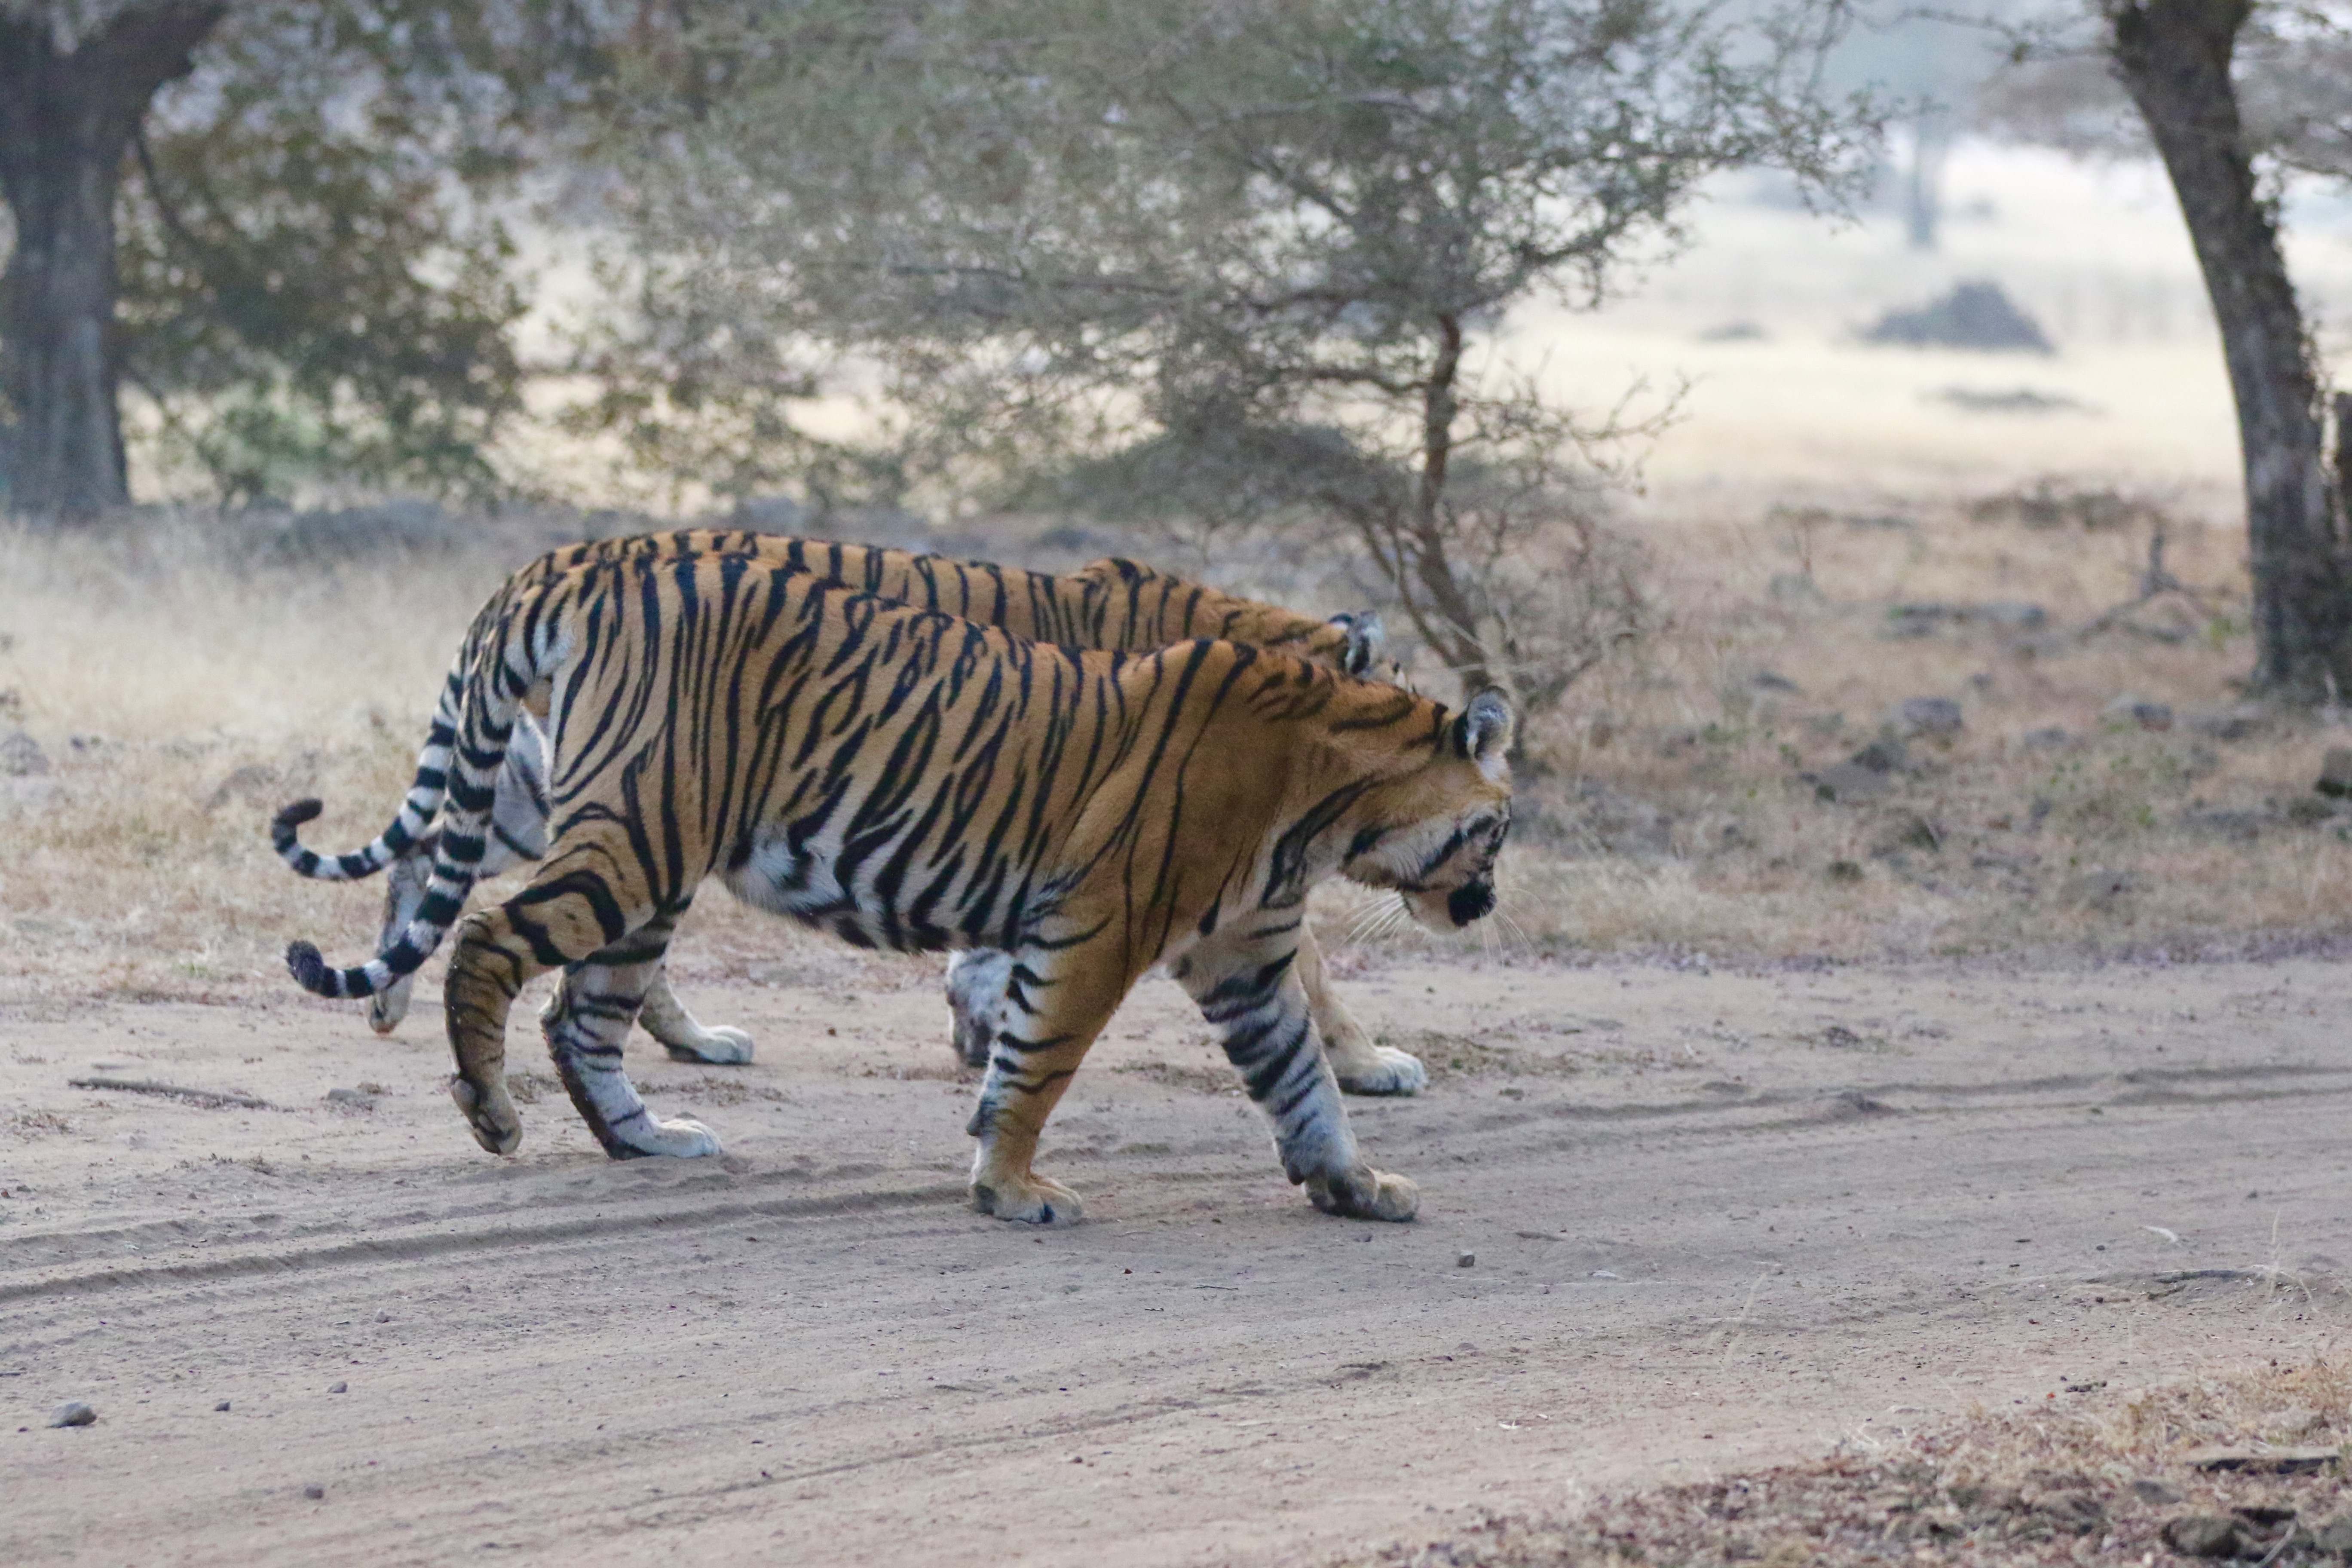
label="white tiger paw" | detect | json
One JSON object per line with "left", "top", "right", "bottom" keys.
{"left": 1305, "top": 1166, "right": 1419, "bottom": 1222}
{"left": 1330, "top": 1043, "right": 1428, "bottom": 1097}
{"left": 660, "top": 1025, "right": 755, "bottom": 1066}
{"left": 606, "top": 1112, "right": 724, "bottom": 1161}
{"left": 971, "top": 1170, "right": 1084, "bottom": 1225}
{"left": 367, "top": 975, "right": 414, "bottom": 1036}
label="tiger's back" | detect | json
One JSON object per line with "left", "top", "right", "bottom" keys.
{"left": 514, "top": 530, "right": 1375, "bottom": 674}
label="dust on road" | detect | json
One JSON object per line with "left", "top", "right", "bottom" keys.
{"left": 3, "top": 951, "right": 2347, "bottom": 1565}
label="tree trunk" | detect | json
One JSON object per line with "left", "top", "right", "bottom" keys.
{"left": 0, "top": 3, "right": 224, "bottom": 521}
{"left": 1401, "top": 312, "right": 1501, "bottom": 695}
{"left": 2109, "top": 0, "right": 2349, "bottom": 698}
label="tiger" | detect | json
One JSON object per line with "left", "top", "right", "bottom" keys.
{"left": 272, "top": 531, "right": 1430, "bottom": 1097}
{"left": 279, "top": 551, "right": 1514, "bottom": 1223}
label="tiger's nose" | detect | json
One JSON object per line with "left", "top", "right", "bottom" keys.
{"left": 1447, "top": 879, "right": 1495, "bottom": 926}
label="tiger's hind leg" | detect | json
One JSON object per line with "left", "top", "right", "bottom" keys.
{"left": 1174, "top": 924, "right": 1417, "bottom": 1222}
{"left": 368, "top": 841, "right": 437, "bottom": 1035}
{"left": 1296, "top": 925, "right": 1427, "bottom": 1096}
{"left": 444, "top": 836, "right": 719, "bottom": 1159}
{"left": 542, "top": 912, "right": 722, "bottom": 1158}
{"left": 635, "top": 967, "right": 755, "bottom": 1066}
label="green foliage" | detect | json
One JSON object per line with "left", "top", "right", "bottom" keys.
{"left": 111, "top": 1, "right": 608, "bottom": 505}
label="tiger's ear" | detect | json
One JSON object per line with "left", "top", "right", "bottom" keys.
{"left": 1326, "top": 610, "right": 1384, "bottom": 677}
{"left": 1453, "top": 688, "right": 1516, "bottom": 779}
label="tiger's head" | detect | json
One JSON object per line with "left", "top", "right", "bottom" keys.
{"left": 1334, "top": 687, "right": 1515, "bottom": 932}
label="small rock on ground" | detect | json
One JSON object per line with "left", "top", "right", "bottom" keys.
{"left": 2061, "top": 868, "right": 2140, "bottom": 910}
{"left": 2317, "top": 747, "right": 2352, "bottom": 799}
{"left": 2159, "top": 1514, "right": 2241, "bottom": 1558}
{"left": 46, "top": 1401, "right": 95, "bottom": 1428}
{"left": 1975, "top": 600, "right": 2048, "bottom": 630}
{"left": 2102, "top": 694, "right": 2174, "bottom": 731}
{"left": 1811, "top": 762, "right": 1894, "bottom": 804}
{"left": 0, "top": 728, "right": 48, "bottom": 777}
{"left": 328, "top": 1381, "right": 348, "bottom": 1393}
{"left": 1849, "top": 736, "right": 1909, "bottom": 773}
{"left": 1456, "top": 1252, "right": 1476, "bottom": 1268}
{"left": 303, "top": 1485, "right": 326, "bottom": 1501}
{"left": 2187, "top": 702, "right": 2266, "bottom": 741}
{"left": 1889, "top": 696, "right": 1963, "bottom": 739}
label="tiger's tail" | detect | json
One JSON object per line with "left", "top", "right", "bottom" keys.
{"left": 270, "top": 662, "right": 472, "bottom": 882}
{"left": 285, "top": 589, "right": 556, "bottom": 1000}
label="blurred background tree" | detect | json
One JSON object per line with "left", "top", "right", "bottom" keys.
{"left": 1980, "top": 0, "right": 2352, "bottom": 699}
{"left": 0, "top": 0, "right": 611, "bottom": 519}
{"left": 580, "top": 0, "right": 1880, "bottom": 706}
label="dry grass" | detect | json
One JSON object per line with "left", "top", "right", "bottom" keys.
{"left": 1452, "top": 475, "right": 2352, "bottom": 965}
{"left": 1341, "top": 1356, "right": 2352, "bottom": 1566}
{"left": 4, "top": 479, "right": 2351, "bottom": 1008}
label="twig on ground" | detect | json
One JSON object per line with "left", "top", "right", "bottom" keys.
{"left": 68, "top": 1077, "right": 273, "bottom": 1110}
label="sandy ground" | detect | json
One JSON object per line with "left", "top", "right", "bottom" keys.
{"left": 3, "top": 948, "right": 2349, "bottom": 1566}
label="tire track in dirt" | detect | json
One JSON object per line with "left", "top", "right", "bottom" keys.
{"left": 5, "top": 957, "right": 2350, "bottom": 1565}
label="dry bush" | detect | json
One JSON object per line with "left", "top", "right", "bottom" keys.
{"left": 1342, "top": 1355, "right": 2352, "bottom": 1567}
{"left": 1456, "top": 477, "right": 2352, "bottom": 964}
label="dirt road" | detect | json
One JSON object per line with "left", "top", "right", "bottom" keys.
{"left": 4, "top": 949, "right": 2348, "bottom": 1565}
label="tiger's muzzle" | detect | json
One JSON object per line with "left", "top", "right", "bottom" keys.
{"left": 1446, "top": 878, "right": 1496, "bottom": 928}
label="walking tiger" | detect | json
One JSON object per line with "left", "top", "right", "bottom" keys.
{"left": 279, "top": 550, "right": 1513, "bottom": 1221}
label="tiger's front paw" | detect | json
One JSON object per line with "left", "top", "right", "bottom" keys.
{"left": 1305, "top": 1166, "right": 1418, "bottom": 1222}
{"left": 971, "top": 1171, "right": 1085, "bottom": 1225}
{"left": 660, "top": 1025, "right": 755, "bottom": 1066}
{"left": 1329, "top": 1042, "right": 1428, "bottom": 1096}
{"left": 605, "top": 1113, "right": 724, "bottom": 1160}
{"left": 449, "top": 1075, "right": 522, "bottom": 1155}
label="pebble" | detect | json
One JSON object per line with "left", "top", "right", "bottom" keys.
{"left": 46, "top": 1401, "right": 95, "bottom": 1428}
{"left": 1889, "top": 696, "right": 1963, "bottom": 739}
{"left": 215, "top": 1400, "right": 231, "bottom": 1412}
{"left": 1810, "top": 761, "right": 1893, "bottom": 805}
{"left": 1974, "top": 600, "right": 2048, "bottom": 631}
{"left": 0, "top": 728, "right": 49, "bottom": 777}
{"left": 1455, "top": 1252, "right": 1476, "bottom": 1268}
{"left": 303, "top": 1485, "right": 325, "bottom": 1501}
{"left": 2186, "top": 702, "right": 2266, "bottom": 741}
{"left": 2160, "top": 1515, "right": 2240, "bottom": 1558}
{"left": 2101, "top": 693, "right": 2173, "bottom": 731}
{"left": 2060, "top": 868, "right": 2139, "bottom": 911}
{"left": 2318, "top": 747, "right": 2352, "bottom": 799}
{"left": 328, "top": 1381, "right": 348, "bottom": 1394}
